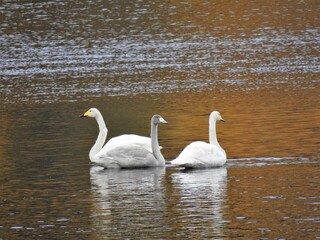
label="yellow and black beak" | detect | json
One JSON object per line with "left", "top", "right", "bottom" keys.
{"left": 80, "top": 110, "right": 89, "bottom": 118}
{"left": 220, "top": 116, "right": 226, "bottom": 122}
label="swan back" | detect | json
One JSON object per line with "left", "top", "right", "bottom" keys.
{"left": 102, "top": 134, "right": 155, "bottom": 153}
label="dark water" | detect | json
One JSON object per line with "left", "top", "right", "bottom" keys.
{"left": 1, "top": 1, "right": 319, "bottom": 239}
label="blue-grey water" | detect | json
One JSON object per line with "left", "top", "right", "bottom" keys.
{"left": 0, "top": 1, "right": 319, "bottom": 239}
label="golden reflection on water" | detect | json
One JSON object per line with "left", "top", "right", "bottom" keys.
{"left": 103, "top": 85, "right": 319, "bottom": 161}
{"left": 168, "top": 0, "right": 319, "bottom": 34}
{"left": 224, "top": 164, "right": 320, "bottom": 239}
{"left": 71, "top": 83, "right": 320, "bottom": 162}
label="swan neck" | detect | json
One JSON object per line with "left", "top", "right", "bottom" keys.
{"left": 89, "top": 113, "right": 108, "bottom": 161}
{"left": 151, "top": 121, "right": 165, "bottom": 164}
{"left": 209, "top": 117, "right": 226, "bottom": 157}
{"left": 96, "top": 113, "right": 107, "bottom": 131}
{"left": 209, "top": 118, "right": 219, "bottom": 146}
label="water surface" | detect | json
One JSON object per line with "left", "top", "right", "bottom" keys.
{"left": 0, "top": 1, "right": 319, "bottom": 239}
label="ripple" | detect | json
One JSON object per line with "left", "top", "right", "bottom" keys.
{"left": 296, "top": 217, "right": 320, "bottom": 223}
{"left": 235, "top": 216, "right": 247, "bottom": 220}
{"left": 262, "top": 195, "right": 285, "bottom": 200}
{"left": 227, "top": 156, "right": 314, "bottom": 167}
{"left": 56, "top": 217, "right": 69, "bottom": 222}
{"left": 11, "top": 226, "right": 24, "bottom": 230}
{"left": 1, "top": 29, "right": 319, "bottom": 104}
{"left": 39, "top": 224, "right": 55, "bottom": 228}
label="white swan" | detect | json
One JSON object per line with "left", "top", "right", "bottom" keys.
{"left": 81, "top": 108, "right": 167, "bottom": 168}
{"left": 171, "top": 111, "right": 226, "bottom": 168}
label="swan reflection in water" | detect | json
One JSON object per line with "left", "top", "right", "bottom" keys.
{"left": 170, "top": 167, "right": 228, "bottom": 238}
{"left": 90, "top": 166, "right": 227, "bottom": 238}
{"left": 89, "top": 166, "right": 166, "bottom": 237}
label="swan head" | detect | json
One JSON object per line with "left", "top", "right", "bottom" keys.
{"left": 210, "top": 111, "right": 225, "bottom": 122}
{"left": 80, "top": 108, "right": 101, "bottom": 118}
{"left": 152, "top": 114, "right": 168, "bottom": 125}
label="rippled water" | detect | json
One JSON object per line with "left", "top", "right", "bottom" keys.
{"left": 1, "top": 1, "right": 319, "bottom": 103}
{"left": 0, "top": 1, "right": 319, "bottom": 239}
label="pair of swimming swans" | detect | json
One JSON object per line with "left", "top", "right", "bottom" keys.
{"left": 81, "top": 108, "right": 167, "bottom": 168}
{"left": 81, "top": 108, "right": 226, "bottom": 169}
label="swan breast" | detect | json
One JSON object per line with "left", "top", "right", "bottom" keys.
{"left": 172, "top": 141, "right": 226, "bottom": 168}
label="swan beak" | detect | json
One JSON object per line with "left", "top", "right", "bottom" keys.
{"left": 160, "top": 117, "right": 168, "bottom": 124}
{"left": 220, "top": 117, "right": 226, "bottom": 122}
{"left": 80, "top": 110, "right": 89, "bottom": 118}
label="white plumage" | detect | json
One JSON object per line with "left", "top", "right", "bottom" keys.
{"left": 171, "top": 111, "right": 226, "bottom": 169}
{"left": 81, "top": 108, "right": 167, "bottom": 168}
{"left": 101, "top": 134, "right": 159, "bottom": 153}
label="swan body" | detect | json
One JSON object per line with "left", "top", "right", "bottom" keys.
{"left": 81, "top": 108, "right": 167, "bottom": 168}
{"left": 171, "top": 111, "right": 226, "bottom": 169}
{"left": 95, "top": 143, "right": 160, "bottom": 168}
{"left": 101, "top": 134, "right": 159, "bottom": 153}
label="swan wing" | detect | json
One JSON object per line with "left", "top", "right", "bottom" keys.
{"left": 101, "top": 134, "right": 162, "bottom": 154}
{"left": 171, "top": 141, "right": 226, "bottom": 168}
{"left": 95, "top": 143, "right": 159, "bottom": 169}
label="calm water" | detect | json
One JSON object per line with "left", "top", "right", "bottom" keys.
{"left": 1, "top": 1, "right": 319, "bottom": 239}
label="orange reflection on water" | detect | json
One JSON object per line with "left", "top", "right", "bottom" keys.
{"left": 153, "top": 84, "right": 320, "bottom": 160}
{"left": 168, "top": 0, "right": 319, "bottom": 34}
{"left": 224, "top": 163, "right": 320, "bottom": 239}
